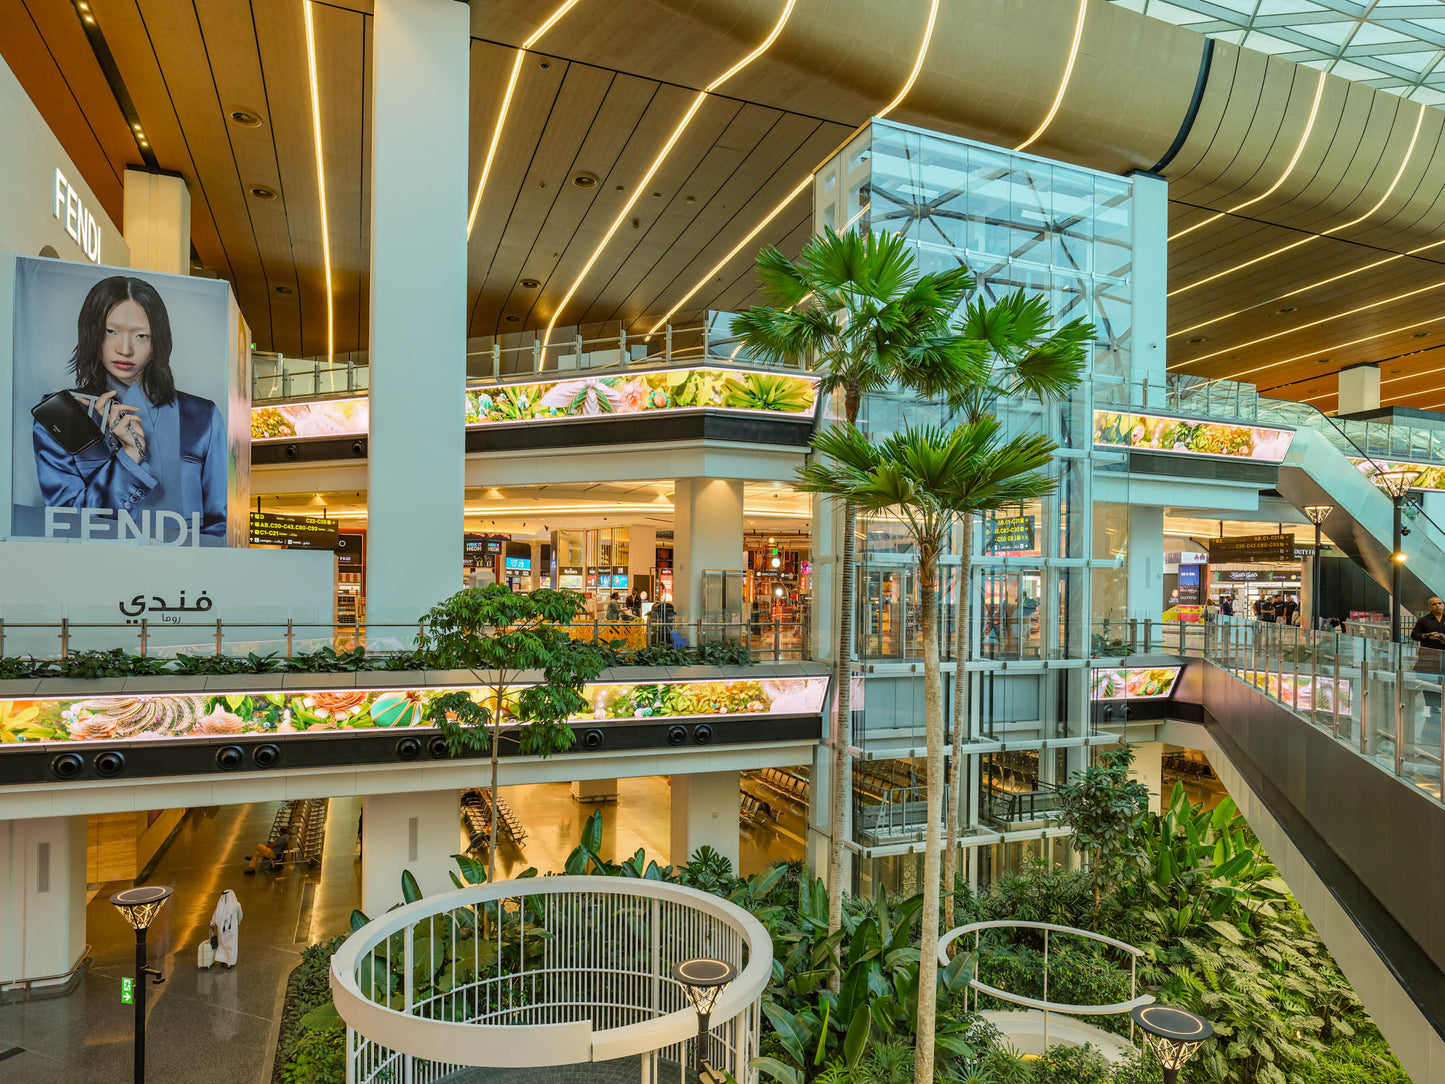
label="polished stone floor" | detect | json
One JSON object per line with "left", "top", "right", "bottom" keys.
{"left": 0, "top": 797, "right": 363, "bottom": 1084}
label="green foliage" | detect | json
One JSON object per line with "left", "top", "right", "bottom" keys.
{"left": 277, "top": 935, "right": 348, "bottom": 1084}
{"left": 1056, "top": 746, "right": 1150, "bottom": 904}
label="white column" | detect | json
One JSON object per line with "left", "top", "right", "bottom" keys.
{"left": 670, "top": 771, "right": 740, "bottom": 870}
{"left": 571, "top": 778, "right": 618, "bottom": 803}
{"left": 123, "top": 168, "right": 191, "bottom": 275}
{"left": 0, "top": 816, "right": 87, "bottom": 993}
{"left": 673, "top": 478, "right": 744, "bottom": 627}
{"left": 1128, "top": 171, "right": 1168, "bottom": 398}
{"left": 360, "top": 790, "right": 463, "bottom": 914}
{"left": 1130, "top": 740, "right": 1165, "bottom": 815}
{"left": 629, "top": 525, "right": 656, "bottom": 600}
{"left": 1128, "top": 505, "right": 1165, "bottom": 628}
{"left": 365, "top": 0, "right": 468, "bottom": 622}
{"left": 1338, "top": 364, "right": 1380, "bottom": 416}
{"left": 529, "top": 538, "right": 545, "bottom": 591}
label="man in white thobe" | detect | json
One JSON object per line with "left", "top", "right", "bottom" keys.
{"left": 210, "top": 890, "right": 243, "bottom": 969}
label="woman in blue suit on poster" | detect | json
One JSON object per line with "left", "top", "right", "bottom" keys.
{"left": 33, "top": 275, "right": 227, "bottom": 541}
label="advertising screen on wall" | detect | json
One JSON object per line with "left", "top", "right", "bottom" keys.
{"left": 251, "top": 367, "right": 819, "bottom": 442}
{"left": 1093, "top": 410, "right": 1293, "bottom": 463}
{"left": 1348, "top": 456, "right": 1445, "bottom": 490}
{"left": 1089, "top": 667, "right": 1179, "bottom": 700}
{"left": 11, "top": 257, "right": 249, "bottom": 546}
{"left": 0, "top": 675, "right": 831, "bottom": 746}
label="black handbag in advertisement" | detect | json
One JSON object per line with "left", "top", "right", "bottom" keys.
{"left": 30, "top": 390, "right": 105, "bottom": 455}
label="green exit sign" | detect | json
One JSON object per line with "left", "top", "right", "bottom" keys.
{"left": 121, "top": 977, "right": 134, "bottom": 1004}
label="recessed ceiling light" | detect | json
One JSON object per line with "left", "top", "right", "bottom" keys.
{"left": 1317, "top": 356, "right": 1332, "bottom": 364}
{"left": 1276, "top": 305, "right": 1298, "bottom": 313}
{"left": 504, "top": 314, "right": 521, "bottom": 323}
{"left": 229, "top": 109, "right": 262, "bottom": 128}
{"left": 572, "top": 172, "right": 599, "bottom": 189}
{"left": 1187, "top": 336, "right": 1207, "bottom": 344}
{"left": 274, "top": 284, "right": 294, "bottom": 295}
{"left": 685, "top": 195, "right": 696, "bottom": 204}
{"left": 651, "top": 191, "right": 662, "bottom": 198}
{"left": 539, "top": 61, "right": 551, "bottom": 70}
{"left": 249, "top": 185, "right": 277, "bottom": 200}
{"left": 1413, "top": 330, "right": 1430, "bottom": 338}
{"left": 615, "top": 184, "right": 624, "bottom": 191}
{"left": 520, "top": 279, "right": 540, "bottom": 289}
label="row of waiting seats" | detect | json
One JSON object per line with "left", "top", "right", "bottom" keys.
{"left": 261, "top": 798, "right": 328, "bottom": 870}
{"left": 461, "top": 788, "right": 528, "bottom": 854}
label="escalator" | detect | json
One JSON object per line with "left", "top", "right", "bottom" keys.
{"left": 1168, "top": 380, "right": 1445, "bottom": 611}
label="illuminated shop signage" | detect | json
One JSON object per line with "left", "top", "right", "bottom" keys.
{"left": 1092, "top": 410, "right": 1293, "bottom": 463}
{"left": 1089, "top": 667, "right": 1180, "bottom": 700}
{"left": 251, "top": 367, "right": 820, "bottom": 442}
{"left": 1349, "top": 456, "right": 1445, "bottom": 491}
{"left": 53, "top": 168, "right": 101, "bottom": 262}
{"left": 0, "top": 675, "right": 831, "bottom": 745}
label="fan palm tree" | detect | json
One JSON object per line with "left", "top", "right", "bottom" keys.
{"left": 798, "top": 419, "right": 1058, "bottom": 1084}
{"left": 731, "top": 227, "right": 981, "bottom": 971}
{"left": 929, "top": 289, "right": 1093, "bottom": 925}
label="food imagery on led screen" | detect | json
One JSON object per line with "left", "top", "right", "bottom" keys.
{"left": 0, "top": 676, "right": 831, "bottom": 744}
{"left": 1243, "top": 672, "right": 1353, "bottom": 712}
{"left": 1093, "top": 410, "right": 1293, "bottom": 463}
{"left": 1090, "top": 667, "right": 1180, "bottom": 700}
{"left": 252, "top": 368, "right": 818, "bottom": 442}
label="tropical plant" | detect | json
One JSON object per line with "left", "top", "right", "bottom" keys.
{"left": 416, "top": 585, "right": 605, "bottom": 879}
{"left": 732, "top": 227, "right": 982, "bottom": 978}
{"left": 937, "top": 290, "right": 1093, "bottom": 921}
{"left": 1056, "top": 745, "right": 1151, "bottom": 907}
{"left": 799, "top": 419, "right": 1057, "bottom": 1083}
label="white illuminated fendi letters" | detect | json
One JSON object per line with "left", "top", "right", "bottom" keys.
{"left": 53, "top": 168, "right": 101, "bottom": 263}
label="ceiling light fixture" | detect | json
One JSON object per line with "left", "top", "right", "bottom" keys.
{"left": 466, "top": 0, "right": 584, "bottom": 239}
{"left": 1013, "top": 0, "right": 1088, "bottom": 152}
{"left": 229, "top": 109, "right": 263, "bottom": 128}
{"left": 542, "top": 0, "right": 798, "bottom": 356}
{"left": 249, "top": 185, "right": 277, "bottom": 200}
{"left": 644, "top": 0, "right": 939, "bottom": 337}
{"left": 572, "top": 172, "right": 599, "bottom": 188}
{"left": 302, "top": 0, "right": 334, "bottom": 363}
{"left": 1170, "top": 100, "right": 1427, "bottom": 299}
{"left": 1169, "top": 70, "right": 1327, "bottom": 243}
{"left": 520, "top": 279, "right": 540, "bottom": 289}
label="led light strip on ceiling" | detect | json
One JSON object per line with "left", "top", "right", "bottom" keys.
{"left": 466, "top": 0, "right": 585, "bottom": 239}
{"left": 644, "top": 0, "right": 940, "bottom": 337}
{"left": 1169, "top": 100, "right": 1427, "bottom": 300}
{"left": 1169, "top": 69, "right": 1327, "bottom": 243}
{"left": 540, "top": 0, "right": 797, "bottom": 355}
{"left": 1179, "top": 274, "right": 1445, "bottom": 373}
{"left": 1013, "top": 0, "right": 1088, "bottom": 153}
{"left": 302, "top": 2, "right": 333, "bottom": 363}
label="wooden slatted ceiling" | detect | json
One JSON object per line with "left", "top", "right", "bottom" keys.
{"left": 2, "top": 0, "right": 135, "bottom": 227}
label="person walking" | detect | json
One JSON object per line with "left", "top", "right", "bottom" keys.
{"left": 209, "top": 889, "right": 243, "bottom": 970}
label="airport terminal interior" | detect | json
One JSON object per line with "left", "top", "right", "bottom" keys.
{"left": 6, "top": 1, "right": 1445, "bottom": 1082}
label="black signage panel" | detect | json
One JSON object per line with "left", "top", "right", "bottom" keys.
{"left": 983, "top": 515, "right": 1036, "bottom": 555}
{"left": 1207, "top": 533, "right": 1296, "bottom": 564}
{"left": 249, "top": 512, "right": 339, "bottom": 550}
{"left": 1214, "top": 569, "right": 1296, "bottom": 583}
{"left": 335, "top": 532, "right": 365, "bottom": 568}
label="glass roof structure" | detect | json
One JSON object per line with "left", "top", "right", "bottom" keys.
{"left": 1109, "top": 0, "right": 1445, "bottom": 104}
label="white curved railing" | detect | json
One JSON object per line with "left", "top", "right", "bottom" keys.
{"left": 938, "top": 920, "right": 1153, "bottom": 1050}
{"left": 331, "top": 876, "right": 771, "bottom": 1084}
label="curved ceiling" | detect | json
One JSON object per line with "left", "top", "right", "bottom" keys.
{"left": 9, "top": 0, "right": 1445, "bottom": 411}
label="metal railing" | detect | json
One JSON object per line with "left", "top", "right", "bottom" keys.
{"left": 1195, "top": 621, "right": 1445, "bottom": 807}
{"left": 0, "top": 618, "right": 810, "bottom": 664}
{"left": 331, "top": 876, "right": 770, "bottom": 1084}
{"left": 252, "top": 316, "right": 811, "bottom": 403}
{"left": 981, "top": 781, "right": 1062, "bottom": 829}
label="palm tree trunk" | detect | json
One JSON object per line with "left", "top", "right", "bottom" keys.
{"left": 488, "top": 688, "right": 500, "bottom": 883}
{"left": 826, "top": 495, "right": 856, "bottom": 991}
{"left": 943, "top": 515, "right": 972, "bottom": 926}
{"left": 914, "top": 547, "right": 944, "bottom": 1084}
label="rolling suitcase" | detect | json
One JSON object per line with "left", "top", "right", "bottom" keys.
{"left": 198, "top": 939, "right": 215, "bottom": 969}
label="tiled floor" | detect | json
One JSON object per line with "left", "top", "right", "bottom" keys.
{"left": 0, "top": 797, "right": 363, "bottom": 1084}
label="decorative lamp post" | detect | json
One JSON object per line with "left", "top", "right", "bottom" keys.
{"left": 111, "top": 885, "right": 172, "bottom": 1084}
{"left": 1303, "top": 505, "right": 1334, "bottom": 629}
{"left": 1131, "top": 1003, "right": 1214, "bottom": 1084}
{"left": 672, "top": 957, "right": 737, "bottom": 1083}
{"left": 1373, "top": 470, "right": 1420, "bottom": 642}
